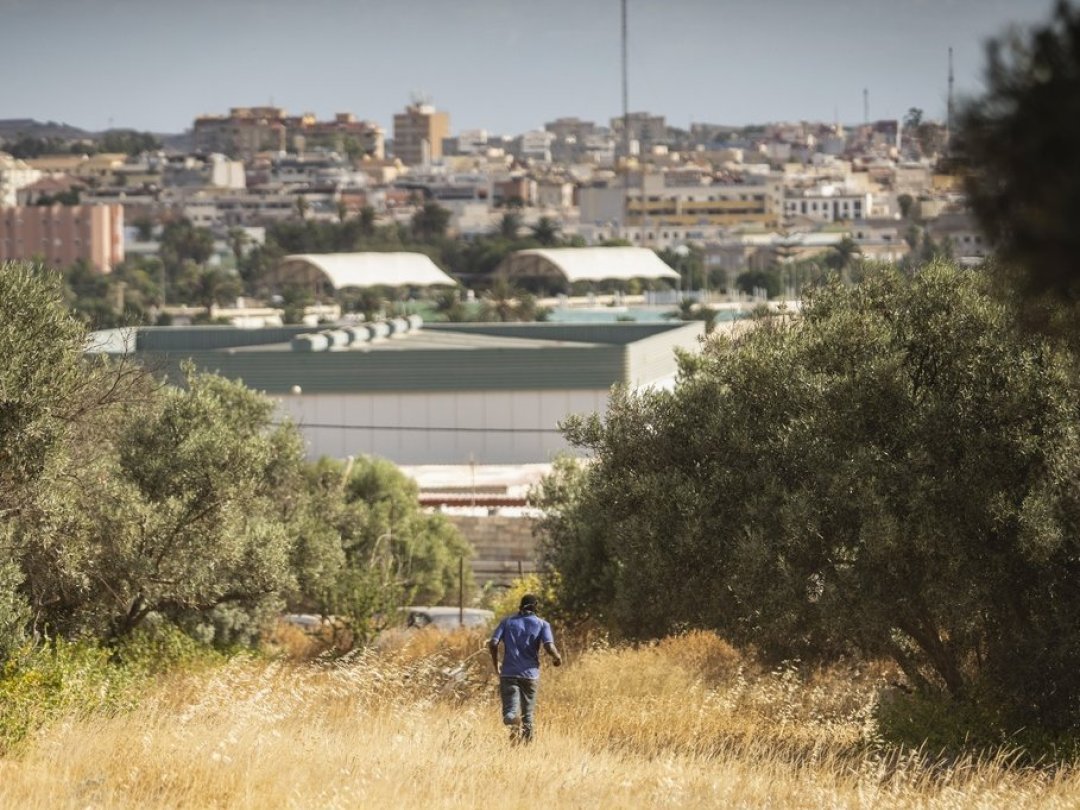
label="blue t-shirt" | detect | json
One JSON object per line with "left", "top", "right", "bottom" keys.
{"left": 491, "top": 612, "right": 553, "bottom": 679}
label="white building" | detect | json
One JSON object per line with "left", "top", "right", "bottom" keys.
{"left": 783, "top": 185, "right": 871, "bottom": 222}
{"left": 0, "top": 152, "right": 42, "bottom": 207}
{"left": 517, "top": 130, "right": 556, "bottom": 163}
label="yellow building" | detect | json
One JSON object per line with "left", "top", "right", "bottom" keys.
{"left": 392, "top": 103, "right": 450, "bottom": 166}
{"left": 623, "top": 173, "right": 782, "bottom": 229}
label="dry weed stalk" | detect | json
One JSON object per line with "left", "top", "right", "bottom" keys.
{"left": 0, "top": 629, "right": 1074, "bottom": 808}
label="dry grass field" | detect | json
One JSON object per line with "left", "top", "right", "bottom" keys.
{"left": 0, "top": 629, "right": 1074, "bottom": 809}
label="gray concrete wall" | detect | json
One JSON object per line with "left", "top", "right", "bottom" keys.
{"left": 447, "top": 515, "right": 540, "bottom": 587}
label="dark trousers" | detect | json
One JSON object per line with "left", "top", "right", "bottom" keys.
{"left": 500, "top": 676, "right": 539, "bottom": 741}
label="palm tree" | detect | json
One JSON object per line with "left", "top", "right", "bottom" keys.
{"left": 482, "top": 276, "right": 519, "bottom": 321}
{"left": 358, "top": 206, "right": 376, "bottom": 237}
{"left": 496, "top": 212, "right": 522, "bottom": 241}
{"left": 530, "top": 216, "right": 560, "bottom": 246}
{"left": 411, "top": 202, "right": 450, "bottom": 241}
{"left": 191, "top": 268, "right": 241, "bottom": 319}
{"left": 826, "top": 237, "right": 862, "bottom": 274}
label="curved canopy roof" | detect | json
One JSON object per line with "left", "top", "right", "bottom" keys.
{"left": 498, "top": 247, "right": 680, "bottom": 284}
{"left": 276, "top": 252, "right": 456, "bottom": 289}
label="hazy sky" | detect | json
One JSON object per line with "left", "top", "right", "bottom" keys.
{"left": 0, "top": 0, "right": 1059, "bottom": 136}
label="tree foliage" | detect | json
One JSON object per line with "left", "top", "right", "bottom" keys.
{"left": 541, "top": 263, "right": 1080, "bottom": 733}
{"left": 14, "top": 366, "right": 301, "bottom": 644}
{"left": 97, "top": 129, "right": 161, "bottom": 156}
{"left": 288, "top": 455, "right": 473, "bottom": 640}
{"left": 0, "top": 262, "right": 474, "bottom": 654}
{"left": 0, "top": 264, "right": 91, "bottom": 517}
{"left": 958, "top": 1, "right": 1080, "bottom": 304}
{"left": 411, "top": 202, "right": 451, "bottom": 242}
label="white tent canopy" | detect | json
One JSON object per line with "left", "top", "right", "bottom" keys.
{"left": 498, "top": 247, "right": 680, "bottom": 284}
{"left": 275, "top": 253, "right": 457, "bottom": 290}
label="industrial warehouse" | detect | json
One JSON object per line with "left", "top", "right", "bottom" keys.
{"left": 118, "top": 319, "right": 705, "bottom": 465}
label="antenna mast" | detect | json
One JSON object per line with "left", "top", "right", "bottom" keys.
{"left": 863, "top": 88, "right": 869, "bottom": 125}
{"left": 622, "top": 0, "right": 630, "bottom": 160}
{"left": 946, "top": 46, "right": 955, "bottom": 148}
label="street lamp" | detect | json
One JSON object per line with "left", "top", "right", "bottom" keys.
{"left": 674, "top": 244, "right": 690, "bottom": 304}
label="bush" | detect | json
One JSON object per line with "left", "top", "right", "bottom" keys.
{"left": 487, "top": 573, "right": 559, "bottom": 621}
{"left": 0, "top": 641, "right": 139, "bottom": 753}
{"left": 0, "top": 627, "right": 229, "bottom": 753}
{"left": 544, "top": 263, "right": 1080, "bottom": 739}
{"left": 0, "top": 558, "right": 29, "bottom": 661}
{"left": 655, "top": 630, "right": 744, "bottom": 684}
{"left": 875, "top": 683, "right": 1080, "bottom": 762}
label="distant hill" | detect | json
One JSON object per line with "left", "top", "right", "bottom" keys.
{"left": 0, "top": 118, "right": 92, "bottom": 141}
{"left": 0, "top": 118, "right": 191, "bottom": 154}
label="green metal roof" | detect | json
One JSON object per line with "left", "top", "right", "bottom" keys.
{"left": 424, "top": 322, "right": 679, "bottom": 345}
{"left": 128, "top": 321, "right": 704, "bottom": 394}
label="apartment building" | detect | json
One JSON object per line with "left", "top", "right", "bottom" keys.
{"left": 289, "top": 112, "right": 384, "bottom": 160}
{"left": 610, "top": 112, "right": 667, "bottom": 153}
{"left": 443, "top": 129, "right": 490, "bottom": 157}
{"left": 581, "top": 172, "right": 782, "bottom": 232}
{"left": 783, "top": 186, "right": 872, "bottom": 223}
{"left": 26, "top": 153, "right": 127, "bottom": 185}
{"left": 193, "top": 107, "right": 288, "bottom": 160}
{"left": 515, "top": 130, "right": 556, "bottom": 163}
{"left": 0, "top": 203, "right": 124, "bottom": 272}
{"left": 392, "top": 103, "right": 450, "bottom": 166}
{"left": 173, "top": 189, "right": 330, "bottom": 229}
{"left": 545, "top": 117, "right": 597, "bottom": 142}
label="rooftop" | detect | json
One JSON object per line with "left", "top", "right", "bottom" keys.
{"left": 119, "top": 320, "right": 704, "bottom": 395}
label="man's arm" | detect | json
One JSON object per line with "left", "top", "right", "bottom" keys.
{"left": 541, "top": 620, "right": 562, "bottom": 666}
{"left": 543, "top": 641, "right": 562, "bottom": 667}
{"left": 488, "top": 620, "right": 505, "bottom": 675}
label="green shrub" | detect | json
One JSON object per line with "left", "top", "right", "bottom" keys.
{"left": 0, "top": 558, "right": 29, "bottom": 660}
{"left": 487, "top": 574, "right": 559, "bottom": 621}
{"left": 0, "top": 640, "right": 141, "bottom": 753}
{"left": 875, "top": 685, "right": 1080, "bottom": 762}
{"left": 113, "top": 623, "right": 230, "bottom": 675}
{"left": 0, "top": 627, "right": 229, "bottom": 753}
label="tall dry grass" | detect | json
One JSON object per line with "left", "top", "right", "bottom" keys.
{"left": 0, "top": 629, "right": 1074, "bottom": 809}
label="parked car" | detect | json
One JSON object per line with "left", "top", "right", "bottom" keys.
{"left": 400, "top": 606, "right": 494, "bottom": 631}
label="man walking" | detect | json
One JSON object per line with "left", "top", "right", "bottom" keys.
{"left": 488, "top": 594, "right": 562, "bottom": 743}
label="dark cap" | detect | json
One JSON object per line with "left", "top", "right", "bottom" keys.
{"left": 519, "top": 594, "right": 538, "bottom": 612}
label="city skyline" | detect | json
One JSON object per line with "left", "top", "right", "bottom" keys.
{"left": 0, "top": 0, "right": 1058, "bottom": 137}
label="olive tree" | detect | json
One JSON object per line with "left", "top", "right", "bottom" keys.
{"left": 288, "top": 455, "right": 473, "bottom": 640}
{"left": 14, "top": 366, "right": 304, "bottom": 645}
{"left": 0, "top": 263, "right": 150, "bottom": 651}
{"left": 0, "top": 263, "right": 88, "bottom": 518}
{"left": 543, "top": 263, "right": 1080, "bottom": 731}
